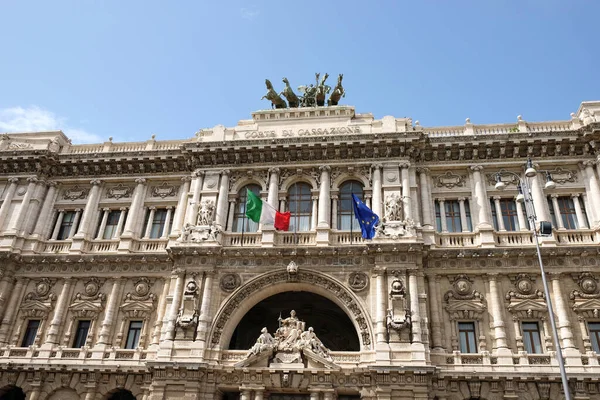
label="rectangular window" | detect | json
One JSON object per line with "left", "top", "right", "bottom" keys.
{"left": 143, "top": 208, "right": 173, "bottom": 239}
{"left": 57, "top": 211, "right": 77, "bottom": 240}
{"left": 491, "top": 199, "right": 520, "bottom": 231}
{"left": 589, "top": 322, "right": 600, "bottom": 353}
{"left": 558, "top": 197, "right": 578, "bottom": 229}
{"left": 72, "top": 320, "right": 91, "bottom": 348}
{"left": 21, "top": 320, "right": 40, "bottom": 347}
{"left": 458, "top": 321, "right": 477, "bottom": 353}
{"left": 125, "top": 321, "right": 143, "bottom": 349}
{"left": 444, "top": 200, "right": 462, "bottom": 233}
{"left": 103, "top": 210, "right": 121, "bottom": 239}
{"left": 522, "top": 321, "right": 543, "bottom": 354}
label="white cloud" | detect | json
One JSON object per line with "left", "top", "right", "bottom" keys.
{"left": 240, "top": 7, "right": 259, "bottom": 20}
{"left": 0, "top": 106, "right": 103, "bottom": 144}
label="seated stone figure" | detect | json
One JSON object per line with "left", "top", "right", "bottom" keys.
{"left": 247, "top": 327, "right": 275, "bottom": 357}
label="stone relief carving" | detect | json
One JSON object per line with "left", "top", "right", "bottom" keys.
{"left": 212, "top": 270, "right": 371, "bottom": 349}
{"left": 151, "top": 182, "right": 178, "bottom": 198}
{"left": 286, "top": 261, "right": 298, "bottom": 281}
{"left": 69, "top": 278, "right": 106, "bottom": 319}
{"left": 176, "top": 279, "right": 199, "bottom": 339}
{"left": 20, "top": 278, "right": 58, "bottom": 319}
{"left": 581, "top": 108, "right": 598, "bottom": 125}
{"left": 486, "top": 171, "right": 520, "bottom": 187}
{"left": 120, "top": 278, "right": 157, "bottom": 319}
{"left": 106, "top": 183, "right": 133, "bottom": 199}
{"left": 197, "top": 200, "right": 215, "bottom": 225}
{"left": 545, "top": 167, "right": 577, "bottom": 184}
{"left": 506, "top": 274, "right": 544, "bottom": 300}
{"left": 376, "top": 193, "right": 415, "bottom": 239}
{"left": 8, "top": 142, "right": 33, "bottom": 150}
{"left": 239, "top": 311, "right": 333, "bottom": 368}
{"left": 220, "top": 273, "right": 241, "bottom": 292}
{"left": 570, "top": 273, "right": 600, "bottom": 351}
{"left": 443, "top": 275, "right": 486, "bottom": 351}
{"left": 348, "top": 272, "right": 368, "bottom": 292}
{"left": 179, "top": 221, "right": 222, "bottom": 243}
{"left": 63, "top": 186, "right": 88, "bottom": 201}
{"left": 505, "top": 274, "right": 547, "bottom": 320}
{"left": 433, "top": 171, "right": 466, "bottom": 188}
{"left": 387, "top": 277, "right": 410, "bottom": 340}
{"left": 383, "top": 193, "right": 403, "bottom": 222}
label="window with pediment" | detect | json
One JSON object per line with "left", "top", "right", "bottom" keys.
{"left": 570, "top": 272, "right": 600, "bottom": 352}
{"left": 337, "top": 180, "right": 363, "bottom": 231}
{"left": 233, "top": 184, "right": 260, "bottom": 233}
{"left": 287, "top": 183, "right": 312, "bottom": 232}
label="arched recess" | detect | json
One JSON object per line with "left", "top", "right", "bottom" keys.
{"left": 209, "top": 269, "right": 373, "bottom": 351}
{"left": 104, "top": 388, "right": 137, "bottom": 400}
{"left": 0, "top": 385, "right": 25, "bottom": 400}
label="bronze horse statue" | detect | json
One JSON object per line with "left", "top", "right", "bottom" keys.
{"left": 261, "top": 79, "right": 287, "bottom": 109}
{"left": 315, "top": 73, "right": 331, "bottom": 107}
{"left": 327, "top": 74, "right": 345, "bottom": 106}
{"left": 280, "top": 77, "right": 299, "bottom": 108}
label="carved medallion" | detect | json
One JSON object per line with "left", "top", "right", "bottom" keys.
{"left": 348, "top": 272, "right": 368, "bottom": 292}
{"left": 220, "top": 273, "right": 241, "bottom": 292}
{"left": 185, "top": 280, "right": 199, "bottom": 295}
{"left": 151, "top": 182, "right": 178, "bottom": 198}
{"left": 134, "top": 278, "right": 151, "bottom": 297}
{"left": 389, "top": 278, "right": 405, "bottom": 297}
{"left": 83, "top": 279, "right": 101, "bottom": 297}
{"left": 453, "top": 275, "right": 472, "bottom": 296}
{"left": 433, "top": 171, "right": 465, "bottom": 188}
{"left": 63, "top": 186, "right": 88, "bottom": 201}
{"left": 106, "top": 183, "right": 133, "bottom": 199}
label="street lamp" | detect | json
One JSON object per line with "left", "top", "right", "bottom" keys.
{"left": 495, "top": 161, "right": 572, "bottom": 400}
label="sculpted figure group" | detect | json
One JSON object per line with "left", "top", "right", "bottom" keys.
{"left": 262, "top": 73, "right": 345, "bottom": 109}
{"left": 246, "top": 310, "right": 332, "bottom": 361}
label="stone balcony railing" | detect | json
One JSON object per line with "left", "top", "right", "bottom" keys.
{"left": 219, "top": 350, "right": 363, "bottom": 367}
{"left": 494, "top": 231, "right": 535, "bottom": 246}
{"left": 0, "top": 346, "right": 153, "bottom": 363}
{"left": 435, "top": 232, "right": 479, "bottom": 248}
{"left": 35, "top": 238, "right": 168, "bottom": 254}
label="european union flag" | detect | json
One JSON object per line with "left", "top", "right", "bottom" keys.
{"left": 351, "top": 194, "right": 380, "bottom": 239}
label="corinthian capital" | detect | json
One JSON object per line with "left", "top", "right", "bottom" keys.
{"left": 416, "top": 167, "right": 429, "bottom": 175}
{"left": 221, "top": 169, "right": 231, "bottom": 176}
{"left": 268, "top": 167, "right": 280, "bottom": 174}
{"left": 181, "top": 176, "right": 192, "bottom": 182}
{"left": 319, "top": 165, "right": 331, "bottom": 172}
{"left": 371, "top": 163, "right": 383, "bottom": 170}
{"left": 90, "top": 179, "right": 103, "bottom": 186}
{"left": 194, "top": 170, "right": 205, "bottom": 178}
{"left": 134, "top": 178, "right": 146, "bottom": 185}
{"left": 26, "top": 177, "right": 38, "bottom": 184}
{"left": 399, "top": 161, "right": 411, "bottom": 169}
{"left": 470, "top": 165, "right": 484, "bottom": 172}
{"left": 582, "top": 160, "right": 596, "bottom": 168}
{"left": 7, "top": 177, "right": 19, "bottom": 184}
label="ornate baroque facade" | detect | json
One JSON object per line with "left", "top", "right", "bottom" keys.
{"left": 0, "top": 102, "right": 600, "bottom": 399}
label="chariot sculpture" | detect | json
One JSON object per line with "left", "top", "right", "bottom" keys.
{"left": 261, "top": 73, "right": 345, "bottom": 109}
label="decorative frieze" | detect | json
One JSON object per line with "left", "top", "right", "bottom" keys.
{"left": 62, "top": 185, "right": 89, "bottom": 201}
{"left": 106, "top": 183, "right": 133, "bottom": 199}
{"left": 432, "top": 171, "right": 466, "bottom": 188}
{"left": 150, "top": 182, "right": 178, "bottom": 198}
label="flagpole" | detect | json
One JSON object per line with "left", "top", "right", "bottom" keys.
{"left": 241, "top": 193, "right": 246, "bottom": 247}
{"left": 350, "top": 181, "right": 354, "bottom": 245}
{"left": 294, "top": 182, "right": 299, "bottom": 246}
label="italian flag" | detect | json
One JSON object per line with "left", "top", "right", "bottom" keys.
{"left": 245, "top": 189, "right": 290, "bottom": 231}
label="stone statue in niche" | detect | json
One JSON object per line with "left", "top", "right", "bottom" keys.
{"left": 387, "top": 277, "right": 410, "bottom": 343}
{"left": 383, "top": 193, "right": 403, "bottom": 222}
{"left": 240, "top": 310, "right": 333, "bottom": 368}
{"left": 176, "top": 279, "right": 199, "bottom": 340}
{"left": 377, "top": 193, "right": 416, "bottom": 239}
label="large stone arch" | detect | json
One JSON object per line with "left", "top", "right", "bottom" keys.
{"left": 209, "top": 269, "right": 374, "bottom": 351}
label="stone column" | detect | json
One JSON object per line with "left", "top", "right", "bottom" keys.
{"left": 330, "top": 195, "right": 338, "bottom": 229}
{"left": 409, "top": 271, "right": 422, "bottom": 343}
{"left": 0, "top": 177, "right": 19, "bottom": 230}
{"left": 196, "top": 272, "right": 214, "bottom": 344}
{"left": 185, "top": 171, "right": 204, "bottom": 226}
{"left": 7, "top": 177, "right": 38, "bottom": 234}
{"left": 151, "top": 278, "right": 170, "bottom": 345}
{"left": 572, "top": 194, "right": 588, "bottom": 229}
{"left": 23, "top": 179, "right": 48, "bottom": 235}
{"left": 438, "top": 199, "right": 447, "bottom": 232}
{"left": 417, "top": 168, "right": 433, "bottom": 229}
{"left": 311, "top": 196, "right": 319, "bottom": 230}
{"left": 170, "top": 176, "right": 192, "bottom": 237}
{"left": 121, "top": 178, "right": 147, "bottom": 237}
{"left": 84, "top": 386, "right": 97, "bottom": 400}
{"left": 400, "top": 162, "right": 411, "bottom": 220}
{"left": 160, "top": 206, "right": 173, "bottom": 238}
{"left": 515, "top": 198, "right": 529, "bottom": 231}
{"left": 371, "top": 164, "right": 383, "bottom": 217}
{"left": 279, "top": 197, "right": 287, "bottom": 213}
{"left": 458, "top": 197, "right": 469, "bottom": 232}
{"left": 97, "top": 278, "right": 124, "bottom": 345}
{"left": 31, "top": 181, "right": 58, "bottom": 238}
{"left": 550, "top": 195, "right": 564, "bottom": 230}
{"left": 580, "top": 161, "right": 600, "bottom": 226}
{"left": 240, "top": 389, "right": 251, "bottom": 400}
{"left": 143, "top": 206, "right": 156, "bottom": 238}
{"left": 254, "top": 389, "right": 264, "bottom": 400}
{"left": 96, "top": 208, "right": 111, "bottom": 239}
{"left": 470, "top": 166, "right": 492, "bottom": 228}
{"left": 114, "top": 207, "right": 127, "bottom": 238}
{"left": 549, "top": 274, "right": 575, "bottom": 349}
{"left": 164, "top": 269, "right": 185, "bottom": 341}
{"left": 50, "top": 210, "right": 65, "bottom": 240}
{"left": 0, "top": 272, "right": 14, "bottom": 320}
{"left": 27, "top": 387, "right": 42, "bottom": 400}
{"left": 226, "top": 199, "right": 236, "bottom": 231}
{"left": 427, "top": 275, "right": 443, "bottom": 351}
{"left": 0, "top": 278, "right": 26, "bottom": 344}
{"left": 73, "top": 179, "right": 103, "bottom": 239}
{"left": 374, "top": 268, "right": 388, "bottom": 345}
{"left": 528, "top": 169, "right": 551, "bottom": 223}
{"left": 493, "top": 196, "right": 506, "bottom": 231}
{"left": 317, "top": 166, "right": 331, "bottom": 228}
{"left": 215, "top": 170, "right": 230, "bottom": 228}
{"left": 268, "top": 167, "right": 279, "bottom": 209}
{"left": 309, "top": 391, "right": 319, "bottom": 400}
{"left": 45, "top": 278, "right": 74, "bottom": 345}
{"left": 487, "top": 274, "right": 509, "bottom": 351}
{"left": 68, "top": 209, "right": 82, "bottom": 239}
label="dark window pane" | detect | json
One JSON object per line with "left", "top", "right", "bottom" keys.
{"left": 21, "top": 320, "right": 40, "bottom": 347}
{"left": 72, "top": 320, "right": 91, "bottom": 348}
{"left": 589, "top": 322, "right": 600, "bottom": 353}
{"left": 522, "top": 322, "right": 542, "bottom": 354}
{"left": 125, "top": 321, "right": 143, "bottom": 349}
{"left": 458, "top": 322, "right": 477, "bottom": 353}
{"left": 288, "top": 183, "right": 312, "bottom": 232}
{"left": 233, "top": 185, "right": 260, "bottom": 233}
{"left": 337, "top": 181, "right": 363, "bottom": 230}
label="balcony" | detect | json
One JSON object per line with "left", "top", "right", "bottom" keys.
{"left": 435, "top": 232, "right": 479, "bottom": 248}
{"left": 133, "top": 238, "right": 168, "bottom": 252}
{"left": 494, "top": 231, "right": 534, "bottom": 246}
{"left": 274, "top": 232, "right": 316, "bottom": 246}
{"left": 39, "top": 240, "right": 72, "bottom": 253}
{"left": 555, "top": 229, "right": 599, "bottom": 245}
{"left": 222, "top": 232, "right": 262, "bottom": 247}
{"left": 87, "top": 239, "right": 119, "bottom": 253}
{"left": 330, "top": 231, "right": 367, "bottom": 245}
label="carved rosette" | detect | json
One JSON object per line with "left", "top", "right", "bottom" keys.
{"left": 211, "top": 270, "right": 372, "bottom": 348}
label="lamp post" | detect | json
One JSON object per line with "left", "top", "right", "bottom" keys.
{"left": 495, "top": 159, "right": 571, "bottom": 400}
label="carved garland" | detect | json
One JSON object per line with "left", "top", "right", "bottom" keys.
{"left": 210, "top": 270, "right": 372, "bottom": 348}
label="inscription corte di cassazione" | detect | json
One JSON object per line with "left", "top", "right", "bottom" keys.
{"left": 243, "top": 126, "right": 361, "bottom": 139}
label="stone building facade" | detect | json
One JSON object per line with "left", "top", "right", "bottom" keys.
{"left": 0, "top": 102, "right": 600, "bottom": 399}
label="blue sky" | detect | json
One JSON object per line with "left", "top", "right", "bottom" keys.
{"left": 1, "top": 1, "right": 598, "bottom": 143}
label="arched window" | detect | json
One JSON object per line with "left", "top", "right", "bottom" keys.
{"left": 288, "top": 183, "right": 312, "bottom": 232}
{"left": 233, "top": 184, "right": 260, "bottom": 233}
{"left": 338, "top": 180, "right": 364, "bottom": 230}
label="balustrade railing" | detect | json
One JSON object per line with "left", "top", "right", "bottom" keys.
{"left": 40, "top": 240, "right": 72, "bottom": 253}
{"left": 88, "top": 239, "right": 119, "bottom": 253}
{"left": 495, "top": 231, "right": 534, "bottom": 246}
{"left": 436, "top": 232, "right": 479, "bottom": 247}
{"left": 222, "top": 233, "right": 262, "bottom": 247}
{"left": 330, "top": 231, "right": 367, "bottom": 245}
{"left": 555, "top": 229, "right": 598, "bottom": 245}
{"left": 134, "top": 239, "right": 168, "bottom": 252}
{"left": 275, "top": 232, "right": 316, "bottom": 246}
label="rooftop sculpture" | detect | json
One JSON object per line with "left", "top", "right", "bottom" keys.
{"left": 262, "top": 73, "right": 345, "bottom": 109}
